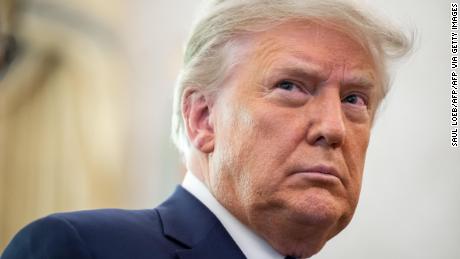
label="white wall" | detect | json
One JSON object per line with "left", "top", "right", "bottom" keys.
{"left": 124, "top": 0, "right": 460, "bottom": 258}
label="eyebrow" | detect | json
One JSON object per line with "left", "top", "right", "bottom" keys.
{"left": 341, "top": 73, "right": 376, "bottom": 90}
{"left": 265, "top": 58, "right": 329, "bottom": 84}
{"left": 285, "top": 66, "right": 326, "bottom": 79}
{"left": 266, "top": 64, "right": 376, "bottom": 90}
{"left": 272, "top": 53, "right": 376, "bottom": 86}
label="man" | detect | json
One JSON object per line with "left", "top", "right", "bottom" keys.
{"left": 2, "top": 0, "right": 411, "bottom": 258}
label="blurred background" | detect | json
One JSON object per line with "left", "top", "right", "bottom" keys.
{"left": 0, "top": 0, "right": 458, "bottom": 258}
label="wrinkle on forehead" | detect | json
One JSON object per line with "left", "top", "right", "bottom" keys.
{"left": 240, "top": 22, "right": 378, "bottom": 87}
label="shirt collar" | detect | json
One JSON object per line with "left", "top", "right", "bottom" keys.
{"left": 182, "top": 171, "right": 284, "bottom": 259}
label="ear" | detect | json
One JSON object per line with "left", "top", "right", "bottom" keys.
{"left": 182, "top": 88, "right": 215, "bottom": 154}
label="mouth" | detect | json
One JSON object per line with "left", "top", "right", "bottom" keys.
{"left": 291, "top": 164, "right": 342, "bottom": 183}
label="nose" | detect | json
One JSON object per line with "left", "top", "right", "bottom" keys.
{"left": 306, "top": 89, "right": 346, "bottom": 148}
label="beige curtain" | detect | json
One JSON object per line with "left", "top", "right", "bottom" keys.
{"left": 0, "top": 0, "right": 127, "bottom": 249}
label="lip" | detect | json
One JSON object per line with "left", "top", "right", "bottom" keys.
{"left": 292, "top": 164, "right": 341, "bottom": 181}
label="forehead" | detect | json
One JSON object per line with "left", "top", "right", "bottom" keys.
{"left": 235, "top": 21, "right": 378, "bottom": 82}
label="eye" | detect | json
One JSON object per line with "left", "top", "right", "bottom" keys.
{"left": 270, "top": 79, "right": 310, "bottom": 105}
{"left": 342, "top": 94, "right": 367, "bottom": 107}
{"left": 276, "top": 80, "right": 299, "bottom": 91}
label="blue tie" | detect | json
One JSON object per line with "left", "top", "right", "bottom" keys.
{"left": 285, "top": 256, "right": 297, "bottom": 259}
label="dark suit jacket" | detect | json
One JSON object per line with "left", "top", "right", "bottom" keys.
{"left": 1, "top": 186, "right": 246, "bottom": 259}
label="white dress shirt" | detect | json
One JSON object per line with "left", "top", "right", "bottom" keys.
{"left": 182, "top": 172, "right": 284, "bottom": 259}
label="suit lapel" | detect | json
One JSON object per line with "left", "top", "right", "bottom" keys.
{"left": 175, "top": 221, "right": 246, "bottom": 259}
{"left": 156, "top": 186, "right": 246, "bottom": 259}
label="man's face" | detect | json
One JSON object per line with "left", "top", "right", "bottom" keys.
{"left": 207, "top": 21, "right": 379, "bottom": 257}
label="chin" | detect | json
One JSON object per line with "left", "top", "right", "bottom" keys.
{"left": 288, "top": 188, "right": 346, "bottom": 225}
{"left": 249, "top": 190, "right": 352, "bottom": 258}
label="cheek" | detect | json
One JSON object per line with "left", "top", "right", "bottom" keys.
{"left": 250, "top": 105, "right": 307, "bottom": 159}
{"left": 215, "top": 102, "right": 295, "bottom": 186}
{"left": 240, "top": 105, "right": 309, "bottom": 194}
{"left": 212, "top": 102, "right": 257, "bottom": 188}
{"left": 343, "top": 122, "right": 371, "bottom": 195}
